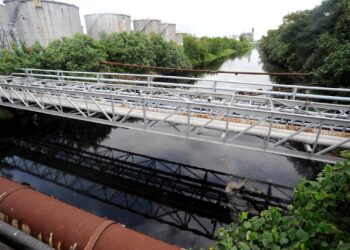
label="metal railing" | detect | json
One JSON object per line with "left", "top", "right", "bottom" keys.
{"left": 0, "top": 71, "right": 349, "bottom": 163}
{"left": 15, "top": 68, "right": 350, "bottom": 103}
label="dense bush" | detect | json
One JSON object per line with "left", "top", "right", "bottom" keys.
{"left": 215, "top": 152, "right": 350, "bottom": 250}
{"left": 0, "top": 34, "right": 106, "bottom": 73}
{"left": 0, "top": 42, "right": 44, "bottom": 74}
{"left": 260, "top": 0, "right": 350, "bottom": 87}
{"left": 42, "top": 33, "right": 107, "bottom": 71}
{"left": 100, "top": 32, "right": 191, "bottom": 72}
{"left": 183, "top": 35, "right": 252, "bottom": 66}
{"left": 149, "top": 34, "right": 191, "bottom": 68}
{"left": 0, "top": 31, "right": 252, "bottom": 75}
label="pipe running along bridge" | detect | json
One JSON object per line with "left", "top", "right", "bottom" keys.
{"left": 0, "top": 68, "right": 349, "bottom": 163}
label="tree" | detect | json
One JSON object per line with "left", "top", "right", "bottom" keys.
{"left": 260, "top": 0, "right": 350, "bottom": 88}
{"left": 42, "top": 33, "right": 106, "bottom": 71}
{"left": 101, "top": 32, "right": 155, "bottom": 69}
{"left": 149, "top": 34, "right": 191, "bottom": 68}
{"left": 0, "top": 42, "right": 45, "bottom": 74}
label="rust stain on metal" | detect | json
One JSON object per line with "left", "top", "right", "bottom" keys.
{"left": 0, "top": 177, "right": 181, "bottom": 250}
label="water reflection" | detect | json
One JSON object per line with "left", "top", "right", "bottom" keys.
{"left": 0, "top": 130, "right": 292, "bottom": 249}
{"left": 0, "top": 108, "right": 321, "bottom": 248}
{"left": 195, "top": 48, "right": 274, "bottom": 91}
{"left": 194, "top": 47, "right": 311, "bottom": 91}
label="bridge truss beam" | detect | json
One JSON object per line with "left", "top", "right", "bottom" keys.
{"left": 0, "top": 72, "right": 349, "bottom": 163}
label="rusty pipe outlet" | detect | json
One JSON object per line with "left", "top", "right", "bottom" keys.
{"left": 0, "top": 177, "right": 180, "bottom": 250}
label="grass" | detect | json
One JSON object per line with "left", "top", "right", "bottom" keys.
{"left": 203, "top": 49, "right": 236, "bottom": 64}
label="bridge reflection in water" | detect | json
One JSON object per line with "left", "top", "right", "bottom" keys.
{"left": 0, "top": 135, "right": 292, "bottom": 240}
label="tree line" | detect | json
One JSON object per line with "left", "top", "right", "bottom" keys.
{"left": 183, "top": 35, "right": 253, "bottom": 66}
{"left": 0, "top": 32, "right": 253, "bottom": 75}
{"left": 260, "top": 0, "right": 349, "bottom": 87}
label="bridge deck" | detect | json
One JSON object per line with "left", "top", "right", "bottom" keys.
{"left": 0, "top": 69, "right": 349, "bottom": 163}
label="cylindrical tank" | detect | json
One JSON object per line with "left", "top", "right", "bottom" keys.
{"left": 133, "top": 19, "right": 160, "bottom": 34}
{"left": 160, "top": 23, "right": 176, "bottom": 42}
{"left": 85, "top": 13, "right": 131, "bottom": 40}
{"left": 3, "top": 0, "right": 83, "bottom": 47}
{"left": 176, "top": 33, "right": 185, "bottom": 45}
{"left": 0, "top": 4, "right": 9, "bottom": 27}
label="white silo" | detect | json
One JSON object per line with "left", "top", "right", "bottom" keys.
{"left": 160, "top": 23, "right": 176, "bottom": 42}
{"left": 133, "top": 19, "right": 160, "bottom": 35}
{"left": 4, "top": 0, "right": 83, "bottom": 47}
{"left": 176, "top": 33, "right": 186, "bottom": 45}
{"left": 0, "top": 4, "right": 9, "bottom": 26}
{"left": 85, "top": 13, "right": 131, "bottom": 40}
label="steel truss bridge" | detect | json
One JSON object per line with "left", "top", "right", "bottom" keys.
{"left": 0, "top": 68, "right": 349, "bottom": 163}
{"left": 0, "top": 135, "right": 292, "bottom": 239}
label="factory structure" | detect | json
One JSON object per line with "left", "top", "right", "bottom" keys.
{"left": 241, "top": 28, "right": 255, "bottom": 41}
{"left": 1, "top": 0, "right": 83, "bottom": 48}
{"left": 0, "top": 0, "right": 186, "bottom": 50}
{"left": 85, "top": 13, "right": 131, "bottom": 40}
{"left": 86, "top": 15, "right": 185, "bottom": 44}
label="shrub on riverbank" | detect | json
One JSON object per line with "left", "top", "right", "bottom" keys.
{"left": 183, "top": 35, "right": 253, "bottom": 66}
{"left": 100, "top": 32, "right": 191, "bottom": 72}
{"left": 0, "top": 32, "right": 253, "bottom": 75}
{"left": 0, "top": 34, "right": 107, "bottom": 73}
{"left": 260, "top": 0, "right": 350, "bottom": 87}
{"left": 0, "top": 31, "right": 254, "bottom": 75}
{"left": 214, "top": 152, "right": 350, "bottom": 249}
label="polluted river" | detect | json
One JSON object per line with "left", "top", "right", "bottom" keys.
{"left": 0, "top": 48, "right": 320, "bottom": 249}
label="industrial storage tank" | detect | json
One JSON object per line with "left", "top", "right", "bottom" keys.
{"left": 4, "top": 0, "right": 83, "bottom": 47}
{"left": 176, "top": 33, "right": 186, "bottom": 45}
{"left": 133, "top": 19, "right": 160, "bottom": 35}
{"left": 0, "top": 4, "right": 9, "bottom": 26}
{"left": 160, "top": 23, "right": 176, "bottom": 42}
{"left": 85, "top": 13, "right": 131, "bottom": 40}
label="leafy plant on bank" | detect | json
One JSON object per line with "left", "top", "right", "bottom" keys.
{"left": 42, "top": 33, "right": 107, "bottom": 71}
{"left": 260, "top": 0, "right": 350, "bottom": 87}
{"left": 0, "top": 34, "right": 107, "bottom": 74}
{"left": 100, "top": 32, "right": 192, "bottom": 73}
{"left": 183, "top": 35, "right": 253, "bottom": 66}
{"left": 0, "top": 31, "right": 253, "bottom": 75}
{"left": 215, "top": 152, "right": 350, "bottom": 250}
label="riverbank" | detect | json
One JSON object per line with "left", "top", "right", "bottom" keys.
{"left": 203, "top": 49, "right": 236, "bottom": 64}
{"left": 259, "top": 0, "right": 349, "bottom": 88}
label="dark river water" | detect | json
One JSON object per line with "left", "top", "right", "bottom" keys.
{"left": 0, "top": 48, "right": 321, "bottom": 249}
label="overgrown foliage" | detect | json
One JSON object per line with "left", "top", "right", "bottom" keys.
{"left": 215, "top": 152, "right": 350, "bottom": 250}
{"left": 100, "top": 32, "right": 191, "bottom": 72}
{"left": 183, "top": 35, "right": 253, "bottom": 66}
{"left": 0, "top": 31, "right": 253, "bottom": 74}
{"left": 260, "top": 0, "right": 350, "bottom": 87}
{"left": 0, "top": 34, "right": 106, "bottom": 73}
{"left": 42, "top": 33, "right": 107, "bottom": 71}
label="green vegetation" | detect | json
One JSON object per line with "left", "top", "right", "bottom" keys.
{"left": 0, "top": 34, "right": 106, "bottom": 73}
{"left": 260, "top": 0, "right": 350, "bottom": 87}
{"left": 42, "top": 34, "right": 106, "bottom": 71}
{"left": 183, "top": 35, "right": 253, "bottom": 66}
{"left": 215, "top": 152, "right": 350, "bottom": 250}
{"left": 0, "top": 32, "right": 253, "bottom": 75}
{"left": 100, "top": 32, "right": 191, "bottom": 72}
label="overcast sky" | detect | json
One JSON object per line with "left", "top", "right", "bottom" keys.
{"left": 1, "top": 0, "right": 324, "bottom": 39}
